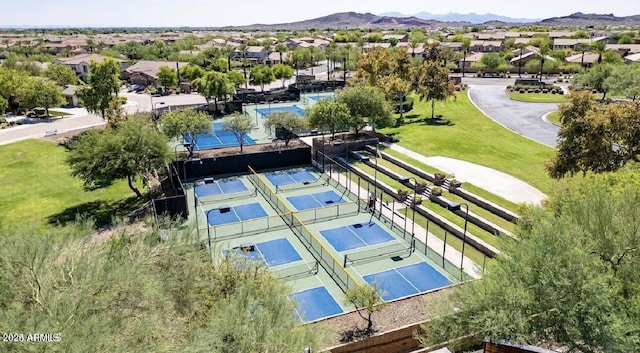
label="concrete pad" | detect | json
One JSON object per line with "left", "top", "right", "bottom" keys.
{"left": 387, "top": 144, "right": 546, "bottom": 205}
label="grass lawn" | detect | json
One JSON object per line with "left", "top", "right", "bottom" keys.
{"left": 546, "top": 111, "right": 561, "bottom": 125}
{"left": 382, "top": 92, "right": 556, "bottom": 194}
{"left": 48, "top": 110, "right": 70, "bottom": 117}
{"left": 0, "top": 139, "right": 146, "bottom": 228}
{"left": 507, "top": 92, "right": 568, "bottom": 103}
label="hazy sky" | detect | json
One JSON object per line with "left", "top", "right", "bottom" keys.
{"left": 1, "top": 0, "right": 638, "bottom": 27}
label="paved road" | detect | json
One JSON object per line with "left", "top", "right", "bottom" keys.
{"left": 465, "top": 79, "right": 560, "bottom": 147}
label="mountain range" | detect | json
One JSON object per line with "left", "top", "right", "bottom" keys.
{"left": 220, "top": 11, "right": 640, "bottom": 30}
{"left": 380, "top": 12, "right": 540, "bottom": 24}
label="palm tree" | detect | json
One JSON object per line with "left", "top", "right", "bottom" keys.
{"left": 307, "top": 46, "right": 318, "bottom": 75}
{"left": 538, "top": 42, "right": 551, "bottom": 81}
{"left": 517, "top": 43, "right": 526, "bottom": 77}
{"left": 591, "top": 40, "right": 607, "bottom": 64}
{"left": 576, "top": 42, "right": 589, "bottom": 68}
{"left": 221, "top": 44, "right": 234, "bottom": 72}
{"left": 262, "top": 42, "right": 272, "bottom": 66}
{"left": 461, "top": 39, "right": 471, "bottom": 77}
{"left": 238, "top": 44, "right": 249, "bottom": 89}
{"left": 275, "top": 43, "right": 288, "bottom": 64}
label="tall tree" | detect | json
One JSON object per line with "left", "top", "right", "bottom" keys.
{"left": 547, "top": 91, "right": 640, "bottom": 178}
{"left": 264, "top": 111, "right": 307, "bottom": 146}
{"left": 344, "top": 284, "right": 387, "bottom": 336}
{"left": 249, "top": 64, "right": 275, "bottom": 93}
{"left": 222, "top": 114, "right": 254, "bottom": 152}
{"left": 461, "top": 38, "right": 471, "bottom": 77}
{"left": 574, "top": 63, "right": 614, "bottom": 101}
{"left": 413, "top": 60, "right": 455, "bottom": 119}
{"left": 274, "top": 43, "right": 288, "bottom": 64}
{"left": 160, "top": 109, "right": 212, "bottom": 158}
{"left": 604, "top": 63, "right": 640, "bottom": 101}
{"left": 336, "top": 84, "right": 393, "bottom": 132}
{"left": 271, "top": 63, "right": 294, "bottom": 88}
{"left": 192, "top": 71, "right": 234, "bottom": 111}
{"left": 537, "top": 41, "right": 551, "bottom": 81}
{"left": 238, "top": 44, "right": 249, "bottom": 89}
{"left": 591, "top": 40, "right": 608, "bottom": 64}
{"left": 306, "top": 99, "right": 350, "bottom": 139}
{"left": 76, "top": 58, "right": 121, "bottom": 120}
{"left": 43, "top": 63, "right": 78, "bottom": 86}
{"left": 18, "top": 77, "right": 65, "bottom": 117}
{"left": 417, "top": 171, "right": 640, "bottom": 352}
{"left": 66, "top": 114, "right": 171, "bottom": 197}
{"left": 157, "top": 66, "right": 178, "bottom": 93}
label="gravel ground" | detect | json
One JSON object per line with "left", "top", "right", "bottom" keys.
{"left": 317, "top": 286, "right": 457, "bottom": 347}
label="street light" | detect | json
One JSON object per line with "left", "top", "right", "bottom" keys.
{"left": 398, "top": 176, "right": 418, "bottom": 249}
{"left": 447, "top": 202, "right": 469, "bottom": 271}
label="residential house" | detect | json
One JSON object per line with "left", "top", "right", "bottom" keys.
{"left": 552, "top": 38, "right": 591, "bottom": 51}
{"left": 607, "top": 44, "right": 640, "bottom": 57}
{"left": 231, "top": 46, "right": 269, "bottom": 64}
{"left": 469, "top": 40, "right": 503, "bottom": 52}
{"left": 548, "top": 31, "right": 575, "bottom": 39}
{"left": 124, "top": 60, "right": 190, "bottom": 87}
{"left": 55, "top": 54, "right": 129, "bottom": 83}
{"left": 382, "top": 34, "right": 409, "bottom": 43}
{"left": 62, "top": 85, "right": 79, "bottom": 107}
{"left": 459, "top": 52, "right": 484, "bottom": 70}
{"left": 267, "top": 51, "right": 289, "bottom": 66}
{"left": 362, "top": 42, "right": 392, "bottom": 53}
{"left": 564, "top": 52, "right": 599, "bottom": 68}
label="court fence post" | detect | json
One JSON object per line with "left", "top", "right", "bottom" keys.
{"left": 442, "top": 230, "right": 447, "bottom": 268}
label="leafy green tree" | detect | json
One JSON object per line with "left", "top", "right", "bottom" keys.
{"left": 605, "top": 64, "right": 640, "bottom": 100}
{"left": 0, "top": 67, "right": 29, "bottom": 101}
{"left": 264, "top": 111, "right": 307, "bottom": 146}
{"left": 192, "top": 71, "right": 234, "bottom": 112}
{"left": 547, "top": 91, "right": 640, "bottom": 178}
{"left": 591, "top": 40, "right": 608, "bottom": 64}
{"left": 0, "top": 96, "right": 7, "bottom": 115}
{"left": 344, "top": 284, "right": 387, "bottom": 336}
{"left": 249, "top": 64, "right": 275, "bottom": 93}
{"left": 161, "top": 109, "right": 212, "bottom": 157}
{"left": 227, "top": 70, "right": 246, "bottom": 88}
{"left": 66, "top": 114, "right": 171, "bottom": 197}
{"left": 77, "top": 58, "right": 121, "bottom": 120}
{"left": 157, "top": 66, "right": 178, "bottom": 93}
{"left": 179, "top": 64, "right": 206, "bottom": 82}
{"left": 43, "top": 63, "right": 78, "bottom": 85}
{"left": 477, "top": 52, "right": 510, "bottom": 73}
{"left": 306, "top": 99, "right": 350, "bottom": 139}
{"left": 222, "top": 114, "right": 254, "bottom": 152}
{"left": 574, "top": 63, "right": 614, "bottom": 101}
{"left": 524, "top": 58, "right": 559, "bottom": 75}
{"left": 417, "top": 171, "right": 640, "bottom": 353}
{"left": 18, "top": 77, "right": 65, "bottom": 116}
{"left": 271, "top": 63, "right": 294, "bottom": 88}
{"left": 336, "top": 84, "right": 393, "bottom": 132}
{"left": 413, "top": 60, "right": 455, "bottom": 119}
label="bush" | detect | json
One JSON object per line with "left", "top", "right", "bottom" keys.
{"left": 431, "top": 187, "right": 443, "bottom": 197}
{"left": 534, "top": 89, "right": 541, "bottom": 93}
{"left": 519, "top": 89, "right": 525, "bottom": 93}
{"left": 542, "top": 89, "right": 548, "bottom": 94}
{"left": 0, "top": 117, "right": 6, "bottom": 124}
{"left": 116, "top": 96, "right": 127, "bottom": 104}
{"left": 397, "top": 189, "right": 409, "bottom": 200}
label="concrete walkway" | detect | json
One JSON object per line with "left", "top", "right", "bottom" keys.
{"left": 386, "top": 144, "right": 546, "bottom": 205}
{"left": 0, "top": 114, "right": 105, "bottom": 145}
{"left": 467, "top": 85, "right": 559, "bottom": 147}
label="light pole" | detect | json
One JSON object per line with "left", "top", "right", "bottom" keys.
{"left": 447, "top": 202, "right": 469, "bottom": 271}
{"left": 399, "top": 176, "right": 418, "bottom": 249}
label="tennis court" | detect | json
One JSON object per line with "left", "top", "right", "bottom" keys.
{"left": 319, "top": 222, "right": 395, "bottom": 252}
{"left": 265, "top": 169, "right": 317, "bottom": 187}
{"left": 287, "top": 190, "right": 346, "bottom": 210}
{"left": 206, "top": 202, "right": 268, "bottom": 226}
{"left": 188, "top": 122, "right": 256, "bottom": 150}
{"left": 255, "top": 105, "right": 305, "bottom": 118}
{"left": 290, "top": 286, "right": 344, "bottom": 322}
{"left": 194, "top": 179, "right": 247, "bottom": 198}
{"left": 307, "top": 93, "right": 335, "bottom": 102}
{"left": 363, "top": 262, "right": 452, "bottom": 301}
{"left": 225, "top": 238, "right": 303, "bottom": 267}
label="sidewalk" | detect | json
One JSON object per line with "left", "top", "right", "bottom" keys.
{"left": 0, "top": 113, "right": 105, "bottom": 145}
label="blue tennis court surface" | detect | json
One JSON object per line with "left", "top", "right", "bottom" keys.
{"left": 206, "top": 202, "right": 268, "bottom": 226}
{"left": 363, "top": 262, "right": 452, "bottom": 301}
{"left": 290, "top": 286, "right": 343, "bottom": 322}
{"left": 194, "top": 179, "right": 247, "bottom": 197}
{"left": 308, "top": 93, "right": 335, "bottom": 101}
{"left": 187, "top": 122, "right": 256, "bottom": 150}
{"left": 287, "top": 191, "right": 346, "bottom": 210}
{"left": 226, "top": 238, "right": 302, "bottom": 267}
{"left": 320, "top": 222, "right": 395, "bottom": 252}
{"left": 265, "top": 170, "right": 317, "bottom": 187}
{"left": 256, "top": 105, "right": 305, "bottom": 117}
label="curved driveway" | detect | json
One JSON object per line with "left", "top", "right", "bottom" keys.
{"left": 467, "top": 81, "right": 560, "bottom": 147}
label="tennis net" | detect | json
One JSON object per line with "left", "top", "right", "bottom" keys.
{"left": 343, "top": 239, "right": 415, "bottom": 268}
{"left": 274, "top": 260, "right": 319, "bottom": 279}
{"left": 275, "top": 175, "right": 329, "bottom": 193}
{"left": 196, "top": 188, "right": 257, "bottom": 204}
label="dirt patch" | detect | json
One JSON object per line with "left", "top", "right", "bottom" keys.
{"left": 315, "top": 286, "right": 456, "bottom": 347}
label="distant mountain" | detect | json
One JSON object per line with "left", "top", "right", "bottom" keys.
{"left": 218, "top": 11, "right": 640, "bottom": 31}
{"left": 538, "top": 12, "right": 640, "bottom": 26}
{"left": 381, "top": 12, "right": 540, "bottom": 24}
{"left": 218, "top": 12, "right": 471, "bottom": 30}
